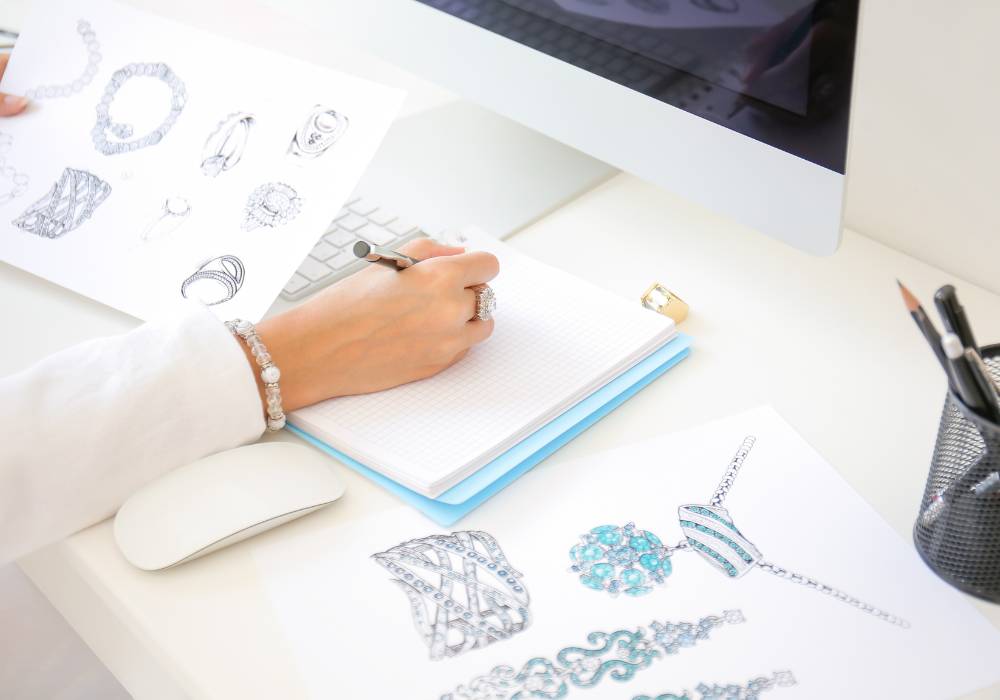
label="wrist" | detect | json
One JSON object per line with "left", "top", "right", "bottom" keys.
{"left": 227, "top": 319, "right": 286, "bottom": 430}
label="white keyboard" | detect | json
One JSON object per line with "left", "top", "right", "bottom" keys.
{"left": 280, "top": 194, "right": 430, "bottom": 301}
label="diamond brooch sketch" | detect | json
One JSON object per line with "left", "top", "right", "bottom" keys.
{"left": 92, "top": 62, "right": 187, "bottom": 155}
{"left": 440, "top": 610, "right": 747, "bottom": 700}
{"left": 242, "top": 182, "right": 301, "bottom": 231}
{"left": 372, "top": 531, "right": 530, "bottom": 661}
{"left": 288, "top": 105, "right": 349, "bottom": 160}
{"left": 201, "top": 112, "right": 255, "bottom": 177}
{"left": 12, "top": 167, "right": 111, "bottom": 239}
{"left": 570, "top": 523, "right": 674, "bottom": 596}
{"left": 180, "top": 255, "right": 245, "bottom": 306}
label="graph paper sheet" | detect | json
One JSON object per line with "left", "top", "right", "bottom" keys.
{"left": 289, "top": 229, "right": 675, "bottom": 496}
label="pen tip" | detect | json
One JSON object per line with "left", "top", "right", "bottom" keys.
{"left": 897, "top": 279, "right": 920, "bottom": 312}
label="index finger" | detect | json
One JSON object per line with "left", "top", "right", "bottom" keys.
{"left": 443, "top": 250, "right": 500, "bottom": 287}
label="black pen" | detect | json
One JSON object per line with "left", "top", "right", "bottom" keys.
{"left": 942, "top": 333, "right": 990, "bottom": 417}
{"left": 934, "top": 285, "right": 979, "bottom": 355}
{"left": 353, "top": 240, "right": 419, "bottom": 270}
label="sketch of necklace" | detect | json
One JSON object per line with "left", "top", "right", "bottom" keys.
{"left": 0, "top": 132, "right": 29, "bottom": 206}
{"left": 568, "top": 437, "right": 911, "bottom": 628}
{"left": 25, "top": 19, "right": 102, "bottom": 100}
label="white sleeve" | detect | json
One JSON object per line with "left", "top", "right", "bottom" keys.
{"left": 0, "top": 303, "right": 266, "bottom": 563}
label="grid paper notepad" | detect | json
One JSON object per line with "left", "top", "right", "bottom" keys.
{"left": 289, "top": 230, "right": 676, "bottom": 497}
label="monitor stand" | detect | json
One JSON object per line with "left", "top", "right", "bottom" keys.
{"left": 355, "top": 100, "right": 618, "bottom": 239}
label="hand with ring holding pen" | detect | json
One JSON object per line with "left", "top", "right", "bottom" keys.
{"left": 238, "top": 238, "right": 499, "bottom": 413}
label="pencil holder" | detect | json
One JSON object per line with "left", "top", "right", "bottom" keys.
{"left": 913, "top": 344, "right": 1000, "bottom": 603}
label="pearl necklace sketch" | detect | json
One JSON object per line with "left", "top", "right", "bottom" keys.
{"left": 569, "top": 437, "right": 910, "bottom": 628}
{"left": 25, "top": 19, "right": 102, "bottom": 100}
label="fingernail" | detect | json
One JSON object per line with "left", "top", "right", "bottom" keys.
{"left": 2, "top": 94, "right": 27, "bottom": 108}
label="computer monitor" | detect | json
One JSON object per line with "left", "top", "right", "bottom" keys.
{"left": 284, "top": 0, "right": 859, "bottom": 255}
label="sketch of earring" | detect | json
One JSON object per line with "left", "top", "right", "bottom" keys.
{"left": 180, "top": 255, "right": 245, "bottom": 305}
{"left": 92, "top": 62, "right": 187, "bottom": 155}
{"left": 201, "top": 112, "right": 255, "bottom": 177}
{"left": 288, "top": 105, "right": 349, "bottom": 161}
{"left": 242, "top": 182, "right": 301, "bottom": 231}
{"left": 12, "top": 167, "right": 111, "bottom": 239}
{"left": 0, "top": 133, "right": 30, "bottom": 206}
{"left": 25, "top": 19, "right": 101, "bottom": 99}
{"left": 141, "top": 197, "right": 191, "bottom": 242}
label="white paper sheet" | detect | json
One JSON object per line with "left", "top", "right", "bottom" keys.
{"left": 0, "top": 0, "right": 403, "bottom": 321}
{"left": 254, "top": 406, "right": 1000, "bottom": 699}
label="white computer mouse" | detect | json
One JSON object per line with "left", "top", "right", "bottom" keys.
{"left": 114, "top": 442, "right": 345, "bottom": 570}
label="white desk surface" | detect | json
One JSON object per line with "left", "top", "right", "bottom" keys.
{"left": 4, "top": 1, "right": 1000, "bottom": 698}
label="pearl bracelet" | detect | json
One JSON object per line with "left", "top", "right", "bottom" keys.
{"left": 226, "top": 319, "right": 286, "bottom": 431}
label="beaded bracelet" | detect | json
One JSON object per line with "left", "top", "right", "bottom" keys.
{"left": 226, "top": 319, "right": 286, "bottom": 431}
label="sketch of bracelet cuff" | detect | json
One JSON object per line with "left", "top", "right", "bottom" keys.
{"left": 180, "top": 255, "right": 245, "bottom": 305}
{"left": 92, "top": 62, "right": 186, "bottom": 156}
{"left": 242, "top": 182, "right": 301, "bottom": 231}
{"left": 201, "top": 112, "right": 255, "bottom": 177}
{"left": 141, "top": 197, "right": 191, "bottom": 242}
{"left": 373, "top": 530, "right": 530, "bottom": 661}
{"left": 288, "top": 105, "right": 349, "bottom": 160}
{"left": 12, "top": 167, "right": 111, "bottom": 239}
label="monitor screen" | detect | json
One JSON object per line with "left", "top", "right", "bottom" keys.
{"left": 413, "top": 0, "right": 858, "bottom": 173}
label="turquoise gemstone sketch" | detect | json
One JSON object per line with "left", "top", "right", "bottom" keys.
{"left": 678, "top": 504, "right": 761, "bottom": 579}
{"left": 631, "top": 670, "right": 798, "bottom": 700}
{"left": 569, "top": 522, "right": 673, "bottom": 596}
{"left": 440, "top": 610, "right": 747, "bottom": 700}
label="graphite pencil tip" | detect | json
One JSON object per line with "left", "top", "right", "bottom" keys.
{"left": 897, "top": 279, "right": 921, "bottom": 313}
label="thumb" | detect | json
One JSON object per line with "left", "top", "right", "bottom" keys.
{"left": 0, "top": 93, "right": 28, "bottom": 117}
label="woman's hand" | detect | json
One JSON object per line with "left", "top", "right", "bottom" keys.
{"left": 246, "top": 238, "right": 500, "bottom": 413}
{"left": 0, "top": 54, "right": 29, "bottom": 116}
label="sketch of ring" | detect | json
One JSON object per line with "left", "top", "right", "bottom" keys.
{"left": 201, "top": 112, "right": 255, "bottom": 177}
{"left": 288, "top": 105, "right": 349, "bottom": 160}
{"left": 12, "top": 167, "right": 111, "bottom": 239}
{"left": 242, "top": 182, "right": 302, "bottom": 231}
{"left": 180, "top": 255, "right": 245, "bottom": 305}
{"left": 141, "top": 196, "right": 191, "bottom": 242}
{"left": 627, "top": 0, "right": 671, "bottom": 13}
{"left": 92, "top": 62, "right": 187, "bottom": 156}
{"left": 691, "top": 0, "right": 739, "bottom": 13}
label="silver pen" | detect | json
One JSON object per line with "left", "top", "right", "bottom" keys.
{"left": 352, "top": 240, "right": 419, "bottom": 270}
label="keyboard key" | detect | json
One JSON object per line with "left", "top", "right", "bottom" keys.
{"left": 283, "top": 273, "right": 309, "bottom": 295}
{"left": 368, "top": 209, "right": 398, "bottom": 226}
{"left": 387, "top": 219, "right": 418, "bottom": 236}
{"left": 330, "top": 208, "right": 352, "bottom": 223}
{"left": 329, "top": 251, "right": 356, "bottom": 269}
{"left": 337, "top": 214, "right": 369, "bottom": 232}
{"left": 323, "top": 227, "right": 356, "bottom": 247}
{"left": 298, "top": 257, "right": 334, "bottom": 282}
{"left": 349, "top": 199, "right": 379, "bottom": 216}
{"left": 309, "top": 241, "right": 337, "bottom": 261}
{"left": 358, "top": 223, "right": 395, "bottom": 246}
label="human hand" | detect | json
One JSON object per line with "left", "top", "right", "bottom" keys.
{"left": 0, "top": 54, "right": 29, "bottom": 116}
{"left": 248, "top": 238, "right": 500, "bottom": 413}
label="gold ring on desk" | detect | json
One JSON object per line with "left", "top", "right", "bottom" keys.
{"left": 641, "top": 282, "right": 689, "bottom": 324}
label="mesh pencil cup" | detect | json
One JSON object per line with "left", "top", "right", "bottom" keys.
{"left": 913, "top": 344, "right": 1000, "bottom": 603}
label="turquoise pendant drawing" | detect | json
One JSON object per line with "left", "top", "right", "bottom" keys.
{"left": 569, "top": 522, "right": 673, "bottom": 596}
{"left": 678, "top": 504, "right": 761, "bottom": 579}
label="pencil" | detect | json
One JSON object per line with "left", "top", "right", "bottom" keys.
{"left": 897, "top": 280, "right": 950, "bottom": 380}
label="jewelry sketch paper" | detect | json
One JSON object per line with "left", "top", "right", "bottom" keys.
{"left": 372, "top": 530, "right": 530, "bottom": 660}
{"left": 254, "top": 408, "right": 1000, "bottom": 699}
{"left": 180, "top": 255, "right": 244, "bottom": 306}
{"left": 12, "top": 167, "right": 110, "bottom": 238}
{"left": 0, "top": 133, "right": 30, "bottom": 205}
{"left": 288, "top": 105, "right": 349, "bottom": 161}
{"left": 0, "top": 0, "right": 404, "bottom": 322}
{"left": 440, "top": 610, "right": 745, "bottom": 700}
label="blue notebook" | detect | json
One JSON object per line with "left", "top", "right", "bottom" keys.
{"left": 289, "top": 334, "right": 690, "bottom": 525}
